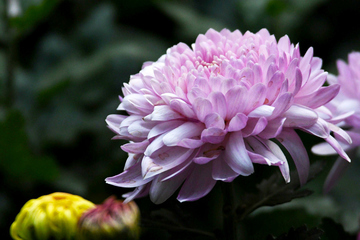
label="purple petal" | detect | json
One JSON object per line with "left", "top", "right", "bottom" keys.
{"left": 224, "top": 131, "right": 254, "bottom": 175}
{"left": 122, "top": 184, "right": 151, "bottom": 203}
{"left": 300, "top": 118, "right": 330, "bottom": 138}
{"left": 248, "top": 105, "right": 275, "bottom": 118}
{"left": 285, "top": 58, "right": 299, "bottom": 86}
{"left": 209, "top": 91, "right": 227, "bottom": 119}
{"left": 145, "top": 134, "right": 165, "bottom": 157}
{"left": 124, "top": 153, "right": 143, "bottom": 170}
{"left": 311, "top": 142, "right": 338, "bottom": 155}
{"left": 211, "top": 154, "right": 239, "bottom": 181}
{"left": 170, "top": 98, "right": 197, "bottom": 118}
{"left": 148, "top": 120, "right": 184, "bottom": 139}
{"left": 144, "top": 147, "right": 195, "bottom": 179}
{"left": 105, "top": 162, "right": 153, "bottom": 188}
{"left": 121, "top": 94, "right": 154, "bottom": 114}
{"left": 201, "top": 128, "right": 227, "bottom": 144}
{"left": 193, "top": 143, "right": 225, "bottom": 164}
{"left": 228, "top": 113, "right": 248, "bottom": 132}
{"left": 276, "top": 129, "right": 309, "bottom": 185}
{"left": 242, "top": 117, "right": 268, "bottom": 137}
{"left": 128, "top": 120, "right": 156, "bottom": 138}
{"left": 121, "top": 140, "right": 149, "bottom": 154}
{"left": 245, "top": 137, "right": 284, "bottom": 166}
{"left": 149, "top": 169, "right": 190, "bottom": 204}
{"left": 298, "top": 72, "right": 328, "bottom": 96}
{"left": 294, "top": 84, "right": 340, "bottom": 109}
{"left": 265, "top": 71, "right": 285, "bottom": 104}
{"left": 204, "top": 113, "right": 225, "bottom": 129}
{"left": 141, "top": 156, "right": 163, "bottom": 178}
{"left": 244, "top": 83, "right": 267, "bottom": 113}
{"left": 259, "top": 117, "right": 286, "bottom": 139}
{"left": 193, "top": 97, "right": 213, "bottom": 122}
{"left": 177, "top": 163, "right": 216, "bottom": 202}
{"left": 177, "top": 138, "right": 204, "bottom": 148}
{"left": 106, "top": 114, "right": 127, "bottom": 134}
{"left": 220, "top": 78, "right": 237, "bottom": 94}
{"left": 325, "top": 135, "right": 351, "bottom": 162}
{"left": 247, "top": 150, "right": 282, "bottom": 166}
{"left": 291, "top": 68, "right": 302, "bottom": 95}
{"left": 163, "top": 122, "right": 204, "bottom": 146}
{"left": 269, "top": 92, "right": 294, "bottom": 120}
{"left": 299, "top": 47, "right": 313, "bottom": 70}
{"left": 278, "top": 161, "right": 290, "bottom": 183}
{"left": 225, "top": 86, "right": 248, "bottom": 119}
{"left": 144, "top": 105, "right": 184, "bottom": 121}
{"left": 187, "top": 87, "right": 207, "bottom": 103}
{"left": 330, "top": 123, "right": 352, "bottom": 145}
{"left": 324, "top": 156, "right": 351, "bottom": 193}
{"left": 283, "top": 104, "right": 318, "bottom": 127}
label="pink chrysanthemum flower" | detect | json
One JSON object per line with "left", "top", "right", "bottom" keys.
{"left": 106, "top": 28, "right": 351, "bottom": 204}
{"left": 312, "top": 52, "right": 360, "bottom": 192}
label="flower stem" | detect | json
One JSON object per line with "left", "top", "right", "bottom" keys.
{"left": 221, "top": 182, "right": 238, "bottom": 240}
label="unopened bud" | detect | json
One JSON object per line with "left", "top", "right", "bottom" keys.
{"left": 10, "top": 192, "right": 95, "bottom": 240}
{"left": 77, "top": 196, "right": 140, "bottom": 240}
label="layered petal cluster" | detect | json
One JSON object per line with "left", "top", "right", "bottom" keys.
{"left": 10, "top": 192, "right": 95, "bottom": 240}
{"left": 106, "top": 28, "right": 350, "bottom": 204}
{"left": 312, "top": 52, "right": 360, "bottom": 192}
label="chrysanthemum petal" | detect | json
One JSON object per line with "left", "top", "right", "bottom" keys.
{"left": 246, "top": 137, "right": 284, "bottom": 166}
{"left": 225, "top": 132, "right": 254, "bottom": 175}
{"left": 269, "top": 92, "right": 294, "bottom": 120}
{"left": 276, "top": 129, "right": 309, "bottom": 185}
{"left": 283, "top": 104, "right": 318, "bottom": 127}
{"left": 300, "top": 118, "right": 330, "bottom": 138}
{"left": 208, "top": 91, "right": 227, "bottom": 119}
{"left": 225, "top": 86, "right": 248, "bottom": 119}
{"left": 122, "top": 184, "right": 151, "bottom": 203}
{"left": 201, "top": 128, "right": 227, "bottom": 144}
{"left": 325, "top": 135, "right": 351, "bottom": 162}
{"left": 106, "top": 114, "right": 127, "bottom": 134}
{"left": 247, "top": 105, "right": 275, "bottom": 118}
{"left": 105, "top": 162, "right": 153, "bottom": 188}
{"left": 177, "top": 163, "right": 216, "bottom": 202}
{"left": 294, "top": 84, "right": 340, "bottom": 109}
{"left": 242, "top": 117, "right": 268, "bottom": 137}
{"left": 163, "top": 122, "right": 204, "bottom": 146}
{"left": 204, "top": 113, "right": 225, "bottom": 129}
{"left": 143, "top": 147, "right": 194, "bottom": 179}
{"left": 121, "top": 140, "right": 149, "bottom": 154}
{"left": 144, "top": 105, "right": 184, "bottom": 121}
{"left": 228, "top": 113, "right": 248, "bottom": 132}
{"left": 211, "top": 154, "right": 238, "bottom": 181}
{"left": 148, "top": 120, "right": 184, "bottom": 139}
{"left": 193, "top": 98, "right": 213, "bottom": 122}
{"left": 323, "top": 156, "right": 351, "bottom": 194}
{"left": 149, "top": 168, "right": 191, "bottom": 204}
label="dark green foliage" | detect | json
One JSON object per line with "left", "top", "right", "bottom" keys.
{"left": 266, "top": 225, "right": 323, "bottom": 240}
{"left": 1, "top": 0, "right": 360, "bottom": 240}
{"left": 0, "top": 109, "right": 59, "bottom": 182}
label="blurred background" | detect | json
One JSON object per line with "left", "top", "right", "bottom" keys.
{"left": 1, "top": 0, "right": 360, "bottom": 239}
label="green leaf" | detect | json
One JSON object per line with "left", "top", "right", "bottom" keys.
{"left": 157, "top": 1, "right": 225, "bottom": 40}
{"left": 9, "top": 0, "right": 60, "bottom": 32}
{"left": 236, "top": 161, "right": 326, "bottom": 220}
{"left": 266, "top": 225, "right": 324, "bottom": 240}
{"left": 319, "top": 218, "right": 355, "bottom": 240}
{"left": 0, "top": 109, "right": 59, "bottom": 182}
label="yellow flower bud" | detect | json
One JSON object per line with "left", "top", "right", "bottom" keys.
{"left": 10, "top": 192, "right": 95, "bottom": 240}
{"left": 77, "top": 196, "right": 140, "bottom": 240}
